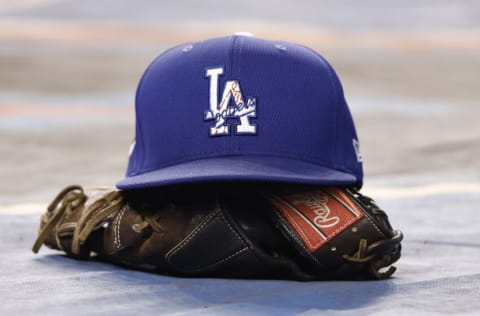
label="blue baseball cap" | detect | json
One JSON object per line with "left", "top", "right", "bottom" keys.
{"left": 117, "top": 34, "right": 363, "bottom": 190}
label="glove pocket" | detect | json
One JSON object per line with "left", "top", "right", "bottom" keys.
{"left": 165, "top": 209, "right": 255, "bottom": 276}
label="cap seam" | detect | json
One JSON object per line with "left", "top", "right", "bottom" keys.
{"left": 316, "top": 54, "right": 340, "bottom": 171}
{"left": 133, "top": 45, "right": 184, "bottom": 174}
{"left": 223, "top": 36, "right": 237, "bottom": 154}
{"left": 233, "top": 35, "right": 245, "bottom": 153}
{"left": 133, "top": 57, "right": 159, "bottom": 173}
{"left": 300, "top": 46, "right": 340, "bottom": 170}
{"left": 119, "top": 174, "right": 355, "bottom": 189}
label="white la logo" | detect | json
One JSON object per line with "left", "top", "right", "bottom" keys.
{"left": 204, "top": 67, "right": 257, "bottom": 136}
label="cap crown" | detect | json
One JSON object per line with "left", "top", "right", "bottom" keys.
{"left": 126, "top": 35, "right": 363, "bottom": 186}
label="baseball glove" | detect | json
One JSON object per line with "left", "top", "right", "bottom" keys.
{"left": 32, "top": 184, "right": 402, "bottom": 280}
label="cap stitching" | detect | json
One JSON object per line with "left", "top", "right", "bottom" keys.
{"left": 133, "top": 45, "right": 184, "bottom": 174}
{"left": 223, "top": 36, "right": 237, "bottom": 154}
{"left": 299, "top": 45, "right": 339, "bottom": 170}
{"left": 133, "top": 57, "right": 158, "bottom": 174}
{"left": 233, "top": 35, "right": 245, "bottom": 153}
{"left": 136, "top": 152, "right": 342, "bottom": 176}
{"left": 315, "top": 54, "right": 340, "bottom": 171}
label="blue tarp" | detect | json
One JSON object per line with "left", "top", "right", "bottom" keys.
{"left": 2, "top": 191, "right": 479, "bottom": 315}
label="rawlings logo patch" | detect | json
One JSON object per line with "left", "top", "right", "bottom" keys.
{"left": 290, "top": 191, "right": 340, "bottom": 229}
{"left": 268, "top": 188, "right": 364, "bottom": 252}
{"left": 204, "top": 67, "right": 257, "bottom": 136}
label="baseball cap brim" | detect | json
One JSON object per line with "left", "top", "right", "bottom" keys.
{"left": 116, "top": 156, "right": 357, "bottom": 190}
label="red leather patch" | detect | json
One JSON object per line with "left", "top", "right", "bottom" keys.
{"left": 268, "top": 188, "right": 364, "bottom": 252}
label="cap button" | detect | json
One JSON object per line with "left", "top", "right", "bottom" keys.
{"left": 234, "top": 32, "right": 254, "bottom": 37}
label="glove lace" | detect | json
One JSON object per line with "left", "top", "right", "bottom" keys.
{"left": 32, "top": 186, "right": 126, "bottom": 256}
{"left": 342, "top": 238, "right": 397, "bottom": 280}
{"left": 132, "top": 212, "right": 164, "bottom": 234}
{"left": 71, "top": 189, "right": 125, "bottom": 255}
{"left": 342, "top": 187, "right": 403, "bottom": 279}
{"left": 32, "top": 185, "right": 87, "bottom": 253}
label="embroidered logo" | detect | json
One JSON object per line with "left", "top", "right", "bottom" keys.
{"left": 204, "top": 67, "right": 257, "bottom": 136}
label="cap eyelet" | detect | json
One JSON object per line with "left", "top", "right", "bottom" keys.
{"left": 275, "top": 44, "right": 287, "bottom": 51}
